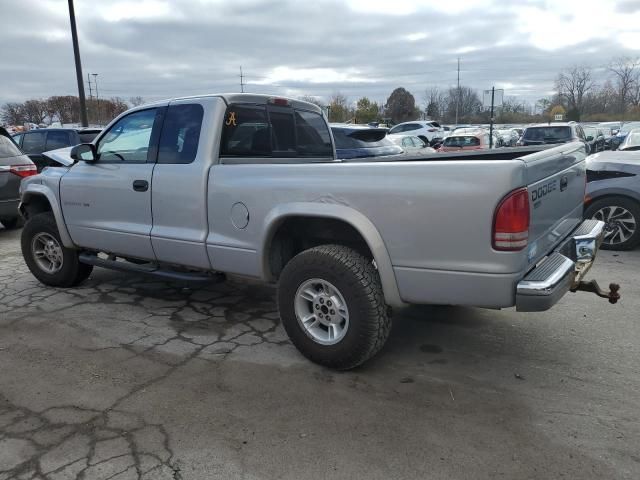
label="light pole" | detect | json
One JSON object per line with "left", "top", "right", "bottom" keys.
{"left": 67, "top": 0, "right": 88, "bottom": 127}
{"left": 92, "top": 73, "right": 99, "bottom": 125}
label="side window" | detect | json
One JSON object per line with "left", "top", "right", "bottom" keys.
{"left": 402, "top": 137, "right": 413, "bottom": 147}
{"left": 12, "top": 134, "right": 23, "bottom": 146}
{"left": 220, "top": 105, "right": 270, "bottom": 156}
{"left": 158, "top": 104, "right": 204, "bottom": 164}
{"left": 413, "top": 137, "right": 425, "bottom": 147}
{"left": 45, "top": 131, "right": 72, "bottom": 150}
{"left": 269, "top": 108, "right": 295, "bottom": 155}
{"left": 21, "top": 132, "right": 46, "bottom": 154}
{"left": 96, "top": 108, "right": 158, "bottom": 163}
{"left": 404, "top": 124, "right": 420, "bottom": 132}
{"left": 389, "top": 125, "right": 404, "bottom": 134}
{"left": 294, "top": 110, "right": 332, "bottom": 157}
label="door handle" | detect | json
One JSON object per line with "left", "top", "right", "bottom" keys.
{"left": 132, "top": 180, "right": 149, "bottom": 192}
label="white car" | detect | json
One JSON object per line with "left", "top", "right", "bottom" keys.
{"left": 387, "top": 121, "right": 444, "bottom": 143}
{"left": 387, "top": 134, "right": 436, "bottom": 154}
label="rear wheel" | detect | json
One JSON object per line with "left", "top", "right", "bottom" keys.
{"left": 277, "top": 245, "right": 391, "bottom": 370}
{"left": 0, "top": 216, "right": 20, "bottom": 229}
{"left": 585, "top": 197, "right": 640, "bottom": 250}
{"left": 21, "top": 213, "right": 93, "bottom": 286}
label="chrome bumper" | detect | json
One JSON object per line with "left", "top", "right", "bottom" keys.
{"left": 516, "top": 220, "right": 605, "bottom": 312}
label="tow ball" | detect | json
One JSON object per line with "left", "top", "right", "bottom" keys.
{"left": 571, "top": 280, "right": 621, "bottom": 304}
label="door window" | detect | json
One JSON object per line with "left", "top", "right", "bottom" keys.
{"left": 157, "top": 104, "right": 204, "bottom": 164}
{"left": 413, "top": 137, "right": 426, "bottom": 148}
{"left": 21, "top": 132, "right": 46, "bottom": 154}
{"left": 45, "top": 131, "right": 73, "bottom": 150}
{"left": 402, "top": 137, "right": 413, "bottom": 147}
{"left": 97, "top": 108, "right": 158, "bottom": 163}
{"left": 12, "top": 134, "right": 23, "bottom": 146}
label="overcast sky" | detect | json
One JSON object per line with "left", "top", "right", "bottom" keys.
{"left": 2, "top": 0, "right": 639, "bottom": 108}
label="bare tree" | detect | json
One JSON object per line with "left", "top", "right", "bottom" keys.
{"left": 21, "top": 100, "right": 48, "bottom": 124}
{"left": 445, "top": 86, "right": 481, "bottom": 122}
{"left": 129, "top": 96, "right": 145, "bottom": 107}
{"left": 424, "top": 87, "right": 446, "bottom": 120}
{"left": 328, "top": 92, "right": 351, "bottom": 123}
{"left": 1, "top": 102, "right": 24, "bottom": 125}
{"left": 298, "top": 95, "right": 325, "bottom": 109}
{"left": 608, "top": 56, "right": 640, "bottom": 114}
{"left": 555, "top": 65, "right": 595, "bottom": 120}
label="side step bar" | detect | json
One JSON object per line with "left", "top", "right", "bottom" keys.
{"left": 79, "top": 253, "right": 225, "bottom": 283}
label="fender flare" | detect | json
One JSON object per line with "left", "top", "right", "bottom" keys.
{"left": 20, "top": 185, "right": 75, "bottom": 248}
{"left": 260, "top": 202, "right": 404, "bottom": 308}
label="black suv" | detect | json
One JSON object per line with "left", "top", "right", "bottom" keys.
{"left": 12, "top": 128, "right": 101, "bottom": 171}
{"left": 517, "top": 122, "right": 587, "bottom": 149}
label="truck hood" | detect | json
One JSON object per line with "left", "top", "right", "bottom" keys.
{"left": 587, "top": 150, "right": 640, "bottom": 175}
{"left": 42, "top": 147, "right": 74, "bottom": 167}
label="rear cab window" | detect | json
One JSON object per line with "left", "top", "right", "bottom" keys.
{"left": 220, "top": 103, "right": 332, "bottom": 160}
{"left": 523, "top": 126, "right": 572, "bottom": 142}
{"left": 21, "top": 131, "right": 46, "bottom": 154}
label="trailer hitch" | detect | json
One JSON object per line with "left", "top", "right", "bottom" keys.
{"left": 571, "top": 280, "right": 620, "bottom": 304}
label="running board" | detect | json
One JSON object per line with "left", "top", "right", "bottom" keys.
{"left": 78, "top": 253, "right": 224, "bottom": 283}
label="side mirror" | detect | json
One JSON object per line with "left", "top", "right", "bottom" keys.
{"left": 586, "top": 135, "right": 594, "bottom": 142}
{"left": 70, "top": 143, "right": 96, "bottom": 162}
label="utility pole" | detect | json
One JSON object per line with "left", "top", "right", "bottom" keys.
{"left": 455, "top": 57, "right": 460, "bottom": 125}
{"left": 489, "top": 86, "right": 495, "bottom": 149}
{"left": 67, "top": 0, "right": 88, "bottom": 127}
{"left": 239, "top": 66, "right": 245, "bottom": 93}
{"left": 92, "top": 73, "right": 99, "bottom": 126}
{"left": 87, "top": 73, "right": 93, "bottom": 100}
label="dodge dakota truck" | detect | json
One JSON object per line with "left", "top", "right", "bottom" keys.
{"left": 18, "top": 94, "right": 618, "bottom": 369}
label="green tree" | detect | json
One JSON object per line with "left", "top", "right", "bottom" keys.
{"left": 355, "top": 97, "right": 379, "bottom": 123}
{"left": 328, "top": 92, "right": 351, "bottom": 123}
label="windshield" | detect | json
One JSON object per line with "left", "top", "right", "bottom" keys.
{"left": 620, "top": 123, "right": 640, "bottom": 134}
{"left": 523, "top": 126, "right": 571, "bottom": 142}
{"left": 443, "top": 136, "right": 480, "bottom": 147}
{"left": 619, "top": 131, "right": 640, "bottom": 151}
{"left": 0, "top": 134, "right": 23, "bottom": 158}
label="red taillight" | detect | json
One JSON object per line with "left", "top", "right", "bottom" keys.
{"left": 269, "top": 97, "right": 289, "bottom": 106}
{"left": 10, "top": 164, "right": 37, "bottom": 178}
{"left": 493, "top": 187, "right": 530, "bottom": 251}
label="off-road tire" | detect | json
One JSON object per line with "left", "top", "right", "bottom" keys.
{"left": 278, "top": 245, "right": 391, "bottom": 370}
{"left": 21, "top": 213, "right": 93, "bottom": 287}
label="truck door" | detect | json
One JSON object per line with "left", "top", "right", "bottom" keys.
{"left": 60, "top": 107, "right": 163, "bottom": 260}
{"left": 150, "top": 98, "right": 215, "bottom": 269}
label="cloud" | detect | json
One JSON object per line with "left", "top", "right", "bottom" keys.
{"left": 0, "top": 0, "right": 637, "bottom": 108}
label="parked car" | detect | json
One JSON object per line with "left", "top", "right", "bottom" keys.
{"left": 496, "top": 129, "right": 520, "bottom": 147}
{"left": 387, "top": 134, "right": 436, "bottom": 154}
{"left": 517, "top": 123, "right": 587, "bottom": 148}
{"left": 582, "top": 126, "right": 606, "bottom": 153}
{"left": 610, "top": 122, "right": 640, "bottom": 150}
{"left": 330, "top": 125, "right": 403, "bottom": 159}
{"left": 387, "top": 121, "right": 444, "bottom": 144}
{"left": 0, "top": 127, "right": 37, "bottom": 228}
{"left": 438, "top": 133, "right": 491, "bottom": 152}
{"left": 12, "top": 128, "right": 101, "bottom": 171}
{"left": 617, "top": 129, "right": 640, "bottom": 151}
{"left": 585, "top": 150, "right": 640, "bottom": 250}
{"left": 18, "top": 93, "right": 615, "bottom": 369}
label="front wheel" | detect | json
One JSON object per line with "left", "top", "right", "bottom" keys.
{"left": 585, "top": 197, "right": 640, "bottom": 250}
{"left": 277, "top": 245, "right": 391, "bottom": 370}
{"left": 21, "top": 213, "right": 93, "bottom": 287}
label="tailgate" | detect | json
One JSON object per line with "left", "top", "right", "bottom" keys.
{"left": 522, "top": 142, "right": 587, "bottom": 267}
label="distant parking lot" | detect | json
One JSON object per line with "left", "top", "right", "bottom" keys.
{"left": 1, "top": 226, "right": 639, "bottom": 479}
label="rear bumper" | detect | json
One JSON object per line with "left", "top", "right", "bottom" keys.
{"left": 516, "top": 219, "right": 605, "bottom": 312}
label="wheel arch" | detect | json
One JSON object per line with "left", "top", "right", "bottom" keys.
{"left": 260, "top": 203, "right": 404, "bottom": 307}
{"left": 20, "top": 186, "right": 75, "bottom": 248}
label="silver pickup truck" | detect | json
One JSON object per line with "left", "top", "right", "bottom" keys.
{"left": 18, "top": 94, "right": 618, "bottom": 369}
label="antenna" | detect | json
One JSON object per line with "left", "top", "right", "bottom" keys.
{"left": 240, "top": 66, "right": 245, "bottom": 93}
{"left": 455, "top": 57, "right": 460, "bottom": 125}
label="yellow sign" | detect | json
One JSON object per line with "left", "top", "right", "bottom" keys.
{"left": 226, "top": 112, "right": 237, "bottom": 126}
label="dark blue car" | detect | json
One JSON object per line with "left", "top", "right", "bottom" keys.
{"left": 330, "top": 125, "right": 402, "bottom": 160}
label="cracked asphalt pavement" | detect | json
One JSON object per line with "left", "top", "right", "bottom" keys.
{"left": 1, "top": 226, "right": 639, "bottom": 479}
